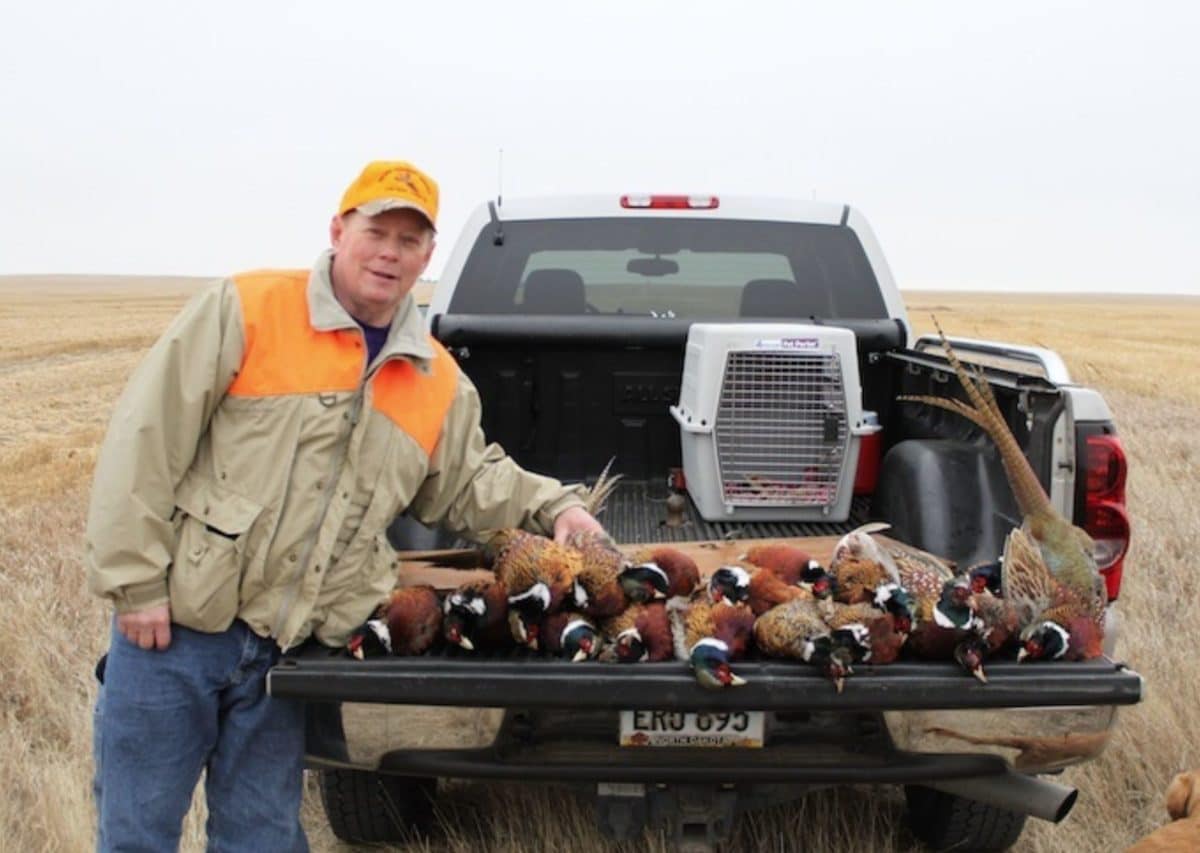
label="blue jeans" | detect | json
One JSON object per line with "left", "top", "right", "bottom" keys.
{"left": 93, "top": 620, "right": 308, "bottom": 852}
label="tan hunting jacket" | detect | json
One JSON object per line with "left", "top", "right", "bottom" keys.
{"left": 85, "top": 251, "right": 585, "bottom": 649}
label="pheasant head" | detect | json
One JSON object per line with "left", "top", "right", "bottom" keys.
{"left": 954, "top": 635, "right": 991, "bottom": 683}
{"left": 874, "top": 582, "right": 917, "bottom": 635}
{"left": 346, "top": 618, "right": 391, "bottom": 660}
{"left": 707, "top": 565, "right": 752, "bottom": 605}
{"left": 618, "top": 561, "right": 670, "bottom": 603}
{"left": 689, "top": 638, "right": 746, "bottom": 689}
{"left": 1017, "top": 621, "right": 1070, "bottom": 663}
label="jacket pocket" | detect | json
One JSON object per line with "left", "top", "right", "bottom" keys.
{"left": 168, "top": 476, "right": 264, "bottom": 632}
{"left": 313, "top": 533, "right": 402, "bottom": 647}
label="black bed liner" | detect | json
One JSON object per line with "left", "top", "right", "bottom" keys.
{"left": 588, "top": 482, "right": 871, "bottom": 545}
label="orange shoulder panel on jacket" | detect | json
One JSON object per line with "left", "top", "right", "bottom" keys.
{"left": 371, "top": 340, "right": 460, "bottom": 457}
{"left": 228, "top": 271, "right": 363, "bottom": 397}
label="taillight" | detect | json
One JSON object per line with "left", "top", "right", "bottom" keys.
{"left": 1081, "top": 433, "right": 1130, "bottom": 600}
{"left": 620, "top": 194, "right": 719, "bottom": 210}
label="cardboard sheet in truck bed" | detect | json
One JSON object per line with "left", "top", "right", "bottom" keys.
{"left": 393, "top": 535, "right": 899, "bottom": 592}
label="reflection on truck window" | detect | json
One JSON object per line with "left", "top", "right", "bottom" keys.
{"left": 447, "top": 217, "right": 887, "bottom": 319}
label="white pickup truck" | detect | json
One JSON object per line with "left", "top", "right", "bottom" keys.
{"left": 269, "top": 194, "right": 1140, "bottom": 852}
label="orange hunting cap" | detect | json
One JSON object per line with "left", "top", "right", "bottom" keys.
{"left": 338, "top": 160, "right": 439, "bottom": 230}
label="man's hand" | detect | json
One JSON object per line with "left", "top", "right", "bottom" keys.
{"left": 116, "top": 604, "right": 172, "bottom": 650}
{"left": 552, "top": 505, "right": 606, "bottom": 544}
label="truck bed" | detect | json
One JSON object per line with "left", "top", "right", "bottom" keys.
{"left": 600, "top": 480, "right": 871, "bottom": 544}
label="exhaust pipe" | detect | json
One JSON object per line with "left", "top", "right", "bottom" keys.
{"left": 924, "top": 771, "right": 1078, "bottom": 823}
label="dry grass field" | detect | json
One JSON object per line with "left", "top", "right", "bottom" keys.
{"left": 2, "top": 275, "right": 1198, "bottom": 852}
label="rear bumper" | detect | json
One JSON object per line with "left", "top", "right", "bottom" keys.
{"left": 271, "top": 652, "right": 1141, "bottom": 781}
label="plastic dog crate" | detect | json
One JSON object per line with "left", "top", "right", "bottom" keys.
{"left": 669, "top": 323, "right": 871, "bottom": 522}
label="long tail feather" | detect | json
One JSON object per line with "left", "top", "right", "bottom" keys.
{"left": 901, "top": 319, "right": 1055, "bottom": 521}
{"left": 584, "top": 456, "right": 623, "bottom": 518}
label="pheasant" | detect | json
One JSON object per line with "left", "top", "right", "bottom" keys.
{"left": 1003, "top": 527, "right": 1105, "bottom": 662}
{"left": 951, "top": 589, "right": 1021, "bottom": 684}
{"left": 741, "top": 543, "right": 814, "bottom": 581}
{"left": 898, "top": 320, "right": 1107, "bottom": 622}
{"left": 747, "top": 564, "right": 813, "bottom": 616}
{"left": 621, "top": 546, "right": 701, "bottom": 603}
{"left": 822, "top": 601, "right": 907, "bottom": 665}
{"left": 673, "top": 591, "right": 756, "bottom": 689}
{"left": 601, "top": 601, "right": 673, "bottom": 663}
{"left": 569, "top": 530, "right": 630, "bottom": 618}
{"left": 830, "top": 523, "right": 900, "bottom": 605}
{"left": 541, "top": 611, "right": 602, "bottom": 662}
{"left": 754, "top": 597, "right": 870, "bottom": 693}
{"left": 905, "top": 578, "right": 982, "bottom": 662}
{"left": 442, "top": 578, "right": 511, "bottom": 651}
{"left": 488, "top": 529, "right": 581, "bottom": 650}
{"left": 346, "top": 585, "right": 443, "bottom": 659}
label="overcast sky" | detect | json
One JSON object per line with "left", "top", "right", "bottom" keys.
{"left": 2, "top": 2, "right": 1196, "bottom": 293}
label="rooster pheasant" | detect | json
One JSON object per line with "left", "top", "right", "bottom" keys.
{"left": 1005, "top": 527, "right": 1105, "bottom": 662}
{"left": 622, "top": 546, "right": 701, "bottom": 602}
{"left": 746, "top": 564, "right": 814, "bottom": 616}
{"left": 541, "top": 611, "right": 602, "bottom": 662}
{"left": 346, "top": 585, "right": 443, "bottom": 659}
{"left": 830, "top": 523, "right": 901, "bottom": 604}
{"left": 601, "top": 601, "right": 674, "bottom": 663}
{"left": 754, "top": 597, "right": 870, "bottom": 693}
{"left": 570, "top": 530, "right": 630, "bottom": 618}
{"left": 898, "top": 321, "right": 1107, "bottom": 634}
{"left": 822, "top": 601, "right": 907, "bottom": 665}
{"left": 488, "top": 529, "right": 581, "bottom": 649}
{"left": 670, "top": 591, "right": 756, "bottom": 689}
{"left": 741, "top": 543, "right": 814, "bottom": 581}
{"left": 442, "top": 578, "right": 511, "bottom": 651}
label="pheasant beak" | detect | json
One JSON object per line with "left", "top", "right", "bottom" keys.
{"left": 347, "top": 635, "right": 365, "bottom": 660}
{"left": 508, "top": 611, "right": 528, "bottom": 645}
{"left": 972, "top": 665, "right": 988, "bottom": 684}
{"left": 1017, "top": 647, "right": 1029, "bottom": 663}
{"left": 726, "top": 672, "right": 747, "bottom": 687}
{"left": 572, "top": 648, "right": 589, "bottom": 663}
{"left": 457, "top": 634, "right": 475, "bottom": 651}
{"left": 834, "top": 676, "right": 845, "bottom": 694}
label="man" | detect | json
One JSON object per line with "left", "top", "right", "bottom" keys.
{"left": 87, "top": 160, "right": 604, "bottom": 850}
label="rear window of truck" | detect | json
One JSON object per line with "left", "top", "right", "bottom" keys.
{"left": 446, "top": 217, "right": 887, "bottom": 319}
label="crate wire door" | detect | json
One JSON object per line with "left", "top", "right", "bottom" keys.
{"left": 714, "top": 350, "right": 849, "bottom": 510}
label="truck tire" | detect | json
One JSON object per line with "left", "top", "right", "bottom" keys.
{"left": 904, "top": 784, "right": 1028, "bottom": 852}
{"left": 318, "top": 769, "right": 436, "bottom": 843}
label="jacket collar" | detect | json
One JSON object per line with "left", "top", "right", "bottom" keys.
{"left": 307, "top": 249, "right": 434, "bottom": 364}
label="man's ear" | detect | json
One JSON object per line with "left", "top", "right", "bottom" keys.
{"left": 330, "top": 214, "right": 346, "bottom": 249}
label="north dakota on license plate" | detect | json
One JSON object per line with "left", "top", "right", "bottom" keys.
{"left": 619, "top": 710, "right": 765, "bottom": 747}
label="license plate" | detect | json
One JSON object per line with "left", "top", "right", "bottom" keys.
{"left": 619, "top": 710, "right": 764, "bottom": 747}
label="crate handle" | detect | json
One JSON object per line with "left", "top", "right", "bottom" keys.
{"left": 669, "top": 404, "right": 713, "bottom": 434}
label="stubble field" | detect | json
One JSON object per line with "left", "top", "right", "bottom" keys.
{"left": 1, "top": 275, "right": 1198, "bottom": 852}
